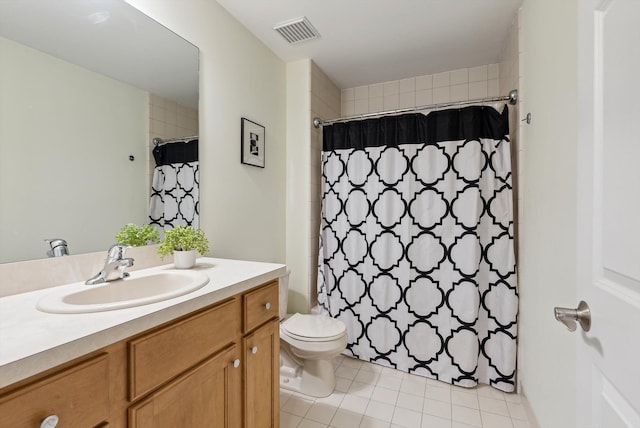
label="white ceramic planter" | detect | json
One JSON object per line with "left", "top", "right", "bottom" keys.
{"left": 173, "top": 249, "right": 197, "bottom": 269}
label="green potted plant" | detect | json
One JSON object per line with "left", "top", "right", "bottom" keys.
{"left": 157, "top": 225, "right": 209, "bottom": 269}
{"left": 115, "top": 223, "right": 160, "bottom": 247}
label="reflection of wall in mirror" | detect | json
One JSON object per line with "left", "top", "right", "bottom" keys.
{"left": 0, "top": 36, "right": 147, "bottom": 263}
{"left": 0, "top": 36, "right": 193, "bottom": 263}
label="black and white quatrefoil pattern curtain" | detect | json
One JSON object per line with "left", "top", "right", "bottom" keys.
{"left": 149, "top": 138, "right": 199, "bottom": 231}
{"left": 317, "top": 106, "right": 518, "bottom": 392}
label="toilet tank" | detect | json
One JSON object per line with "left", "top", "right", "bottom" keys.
{"left": 278, "top": 269, "right": 290, "bottom": 320}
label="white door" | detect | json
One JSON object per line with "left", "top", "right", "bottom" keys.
{"left": 576, "top": 0, "right": 640, "bottom": 426}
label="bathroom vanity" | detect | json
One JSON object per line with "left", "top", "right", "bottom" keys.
{"left": 0, "top": 258, "right": 284, "bottom": 427}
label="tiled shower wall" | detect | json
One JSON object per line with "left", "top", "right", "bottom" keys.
{"left": 340, "top": 64, "right": 500, "bottom": 117}
{"left": 499, "top": 12, "right": 522, "bottom": 249}
{"left": 499, "top": 10, "right": 526, "bottom": 397}
{"left": 149, "top": 94, "right": 199, "bottom": 141}
{"left": 309, "top": 62, "right": 341, "bottom": 309}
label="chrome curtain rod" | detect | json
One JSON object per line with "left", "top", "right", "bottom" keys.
{"left": 153, "top": 135, "right": 199, "bottom": 147}
{"left": 313, "top": 89, "right": 518, "bottom": 128}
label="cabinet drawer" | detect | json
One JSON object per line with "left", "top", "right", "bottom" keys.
{"left": 243, "top": 280, "right": 279, "bottom": 333}
{"left": 128, "top": 297, "right": 241, "bottom": 400}
{"left": 0, "top": 353, "right": 109, "bottom": 428}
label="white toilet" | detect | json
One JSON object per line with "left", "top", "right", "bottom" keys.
{"left": 278, "top": 270, "right": 347, "bottom": 398}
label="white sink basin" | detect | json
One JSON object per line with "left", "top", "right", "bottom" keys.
{"left": 36, "top": 270, "right": 209, "bottom": 314}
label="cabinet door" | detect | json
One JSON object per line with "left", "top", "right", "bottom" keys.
{"left": 243, "top": 319, "right": 279, "bottom": 428}
{"left": 128, "top": 345, "right": 241, "bottom": 428}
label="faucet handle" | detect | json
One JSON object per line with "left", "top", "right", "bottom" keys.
{"left": 107, "top": 243, "right": 130, "bottom": 259}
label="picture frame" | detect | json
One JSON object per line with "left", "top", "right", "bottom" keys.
{"left": 241, "top": 117, "right": 265, "bottom": 168}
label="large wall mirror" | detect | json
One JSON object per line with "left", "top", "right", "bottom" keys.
{"left": 0, "top": 0, "right": 199, "bottom": 263}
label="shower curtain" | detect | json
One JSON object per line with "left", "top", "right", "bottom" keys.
{"left": 149, "top": 138, "right": 199, "bottom": 231}
{"left": 317, "top": 106, "right": 518, "bottom": 392}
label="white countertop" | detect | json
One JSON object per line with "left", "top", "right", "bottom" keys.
{"left": 0, "top": 257, "right": 286, "bottom": 388}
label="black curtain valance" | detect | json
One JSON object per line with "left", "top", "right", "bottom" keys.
{"left": 152, "top": 139, "right": 199, "bottom": 166}
{"left": 322, "top": 106, "right": 509, "bottom": 152}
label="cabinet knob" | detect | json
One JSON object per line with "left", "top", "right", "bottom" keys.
{"left": 233, "top": 358, "right": 240, "bottom": 368}
{"left": 265, "top": 302, "right": 271, "bottom": 310}
{"left": 40, "top": 415, "right": 59, "bottom": 428}
{"left": 251, "top": 346, "right": 258, "bottom": 355}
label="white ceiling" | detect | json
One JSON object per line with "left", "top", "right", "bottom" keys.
{"left": 216, "top": 0, "right": 523, "bottom": 89}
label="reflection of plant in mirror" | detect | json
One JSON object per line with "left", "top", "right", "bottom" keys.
{"left": 157, "top": 226, "right": 209, "bottom": 259}
{"left": 115, "top": 224, "right": 160, "bottom": 247}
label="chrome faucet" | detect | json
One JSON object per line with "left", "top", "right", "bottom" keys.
{"left": 86, "top": 244, "right": 134, "bottom": 285}
{"left": 45, "top": 238, "right": 69, "bottom": 257}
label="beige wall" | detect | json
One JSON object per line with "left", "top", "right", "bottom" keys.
{"left": 0, "top": 36, "right": 149, "bottom": 263}
{"left": 519, "top": 0, "right": 578, "bottom": 426}
{"left": 126, "top": 0, "right": 287, "bottom": 264}
{"left": 285, "top": 59, "right": 340, "bottom": 314}
{"left": 286, "top": 59, "right": 312, "bottom": 313}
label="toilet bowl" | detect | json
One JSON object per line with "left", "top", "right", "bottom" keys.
{"left": 279, "top": 270, "right": 347, "bottom": 397}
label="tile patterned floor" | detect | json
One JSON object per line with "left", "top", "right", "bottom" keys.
{"left": 280, "top": 355, "right": 532, "bottom": 428}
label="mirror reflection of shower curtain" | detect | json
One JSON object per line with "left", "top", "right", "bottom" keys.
{"left": 149, "top": 138, "right": 199, "bottom": 231}
{"left": 317, "top": 106, "right": 518, "bottom": 392}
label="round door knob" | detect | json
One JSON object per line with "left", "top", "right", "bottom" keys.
{"left": 233, "top": 358, "right": 240, "bottom": 368}
{"left": 251, "top": 346, "right": 258, "bottom": 354}
{"left": 554, "top": 300, "right": 591, "bottom": 332}
{"left": 41, "top": 415, "right": 59, "bottom": 428}
{"left": 265, "top": 302, "right": 271, "bottom": 310}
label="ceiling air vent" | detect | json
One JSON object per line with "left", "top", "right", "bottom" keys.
{"left": 273, "top": 16, "right": 320, "bottom": 44}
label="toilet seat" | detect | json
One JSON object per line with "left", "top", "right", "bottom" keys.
{"left": 281, "top": 313, "right": 346, "bottom": 342}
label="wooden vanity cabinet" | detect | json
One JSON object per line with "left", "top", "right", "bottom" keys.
{"left": 127, "top": 280, "right": 280, "bottom": 427}
{"left": 0, "top": 279, "right": 280, "bottom": 428}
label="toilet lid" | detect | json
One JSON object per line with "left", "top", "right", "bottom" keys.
{"left": 281, "top": 313, "right": 346, "bottom": 342}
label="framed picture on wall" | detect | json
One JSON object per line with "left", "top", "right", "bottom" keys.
{"left": 241, "top": 117, "right": 265, "bottom": 168}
